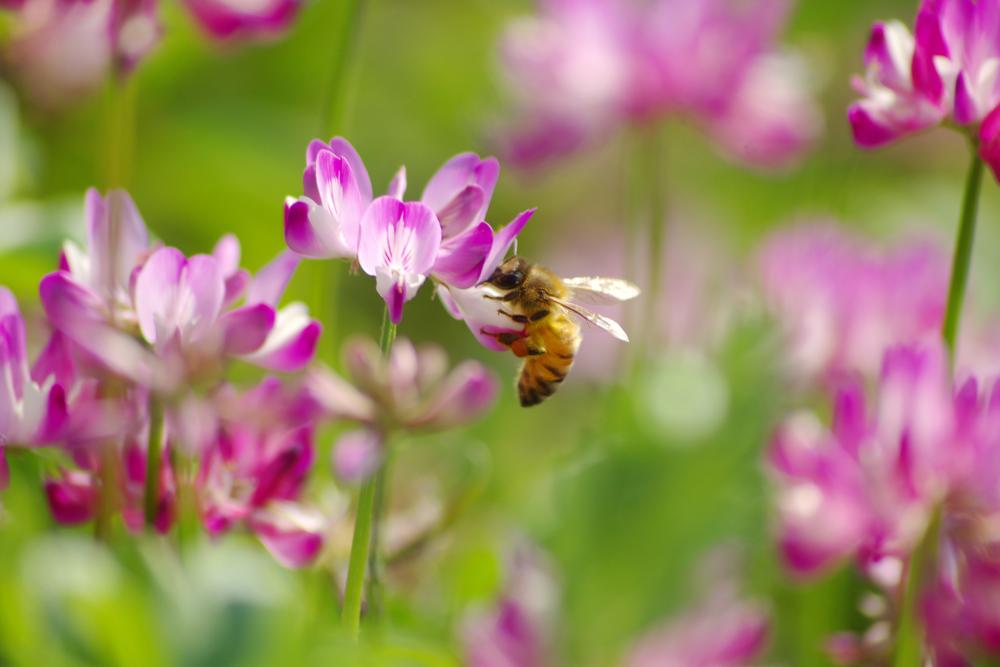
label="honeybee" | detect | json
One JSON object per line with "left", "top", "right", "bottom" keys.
{"left": 479, "top": 257, "right": 640, "bottom": 407}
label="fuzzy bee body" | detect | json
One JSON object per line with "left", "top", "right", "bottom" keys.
{"left": 481, "top": 257, "right": 638, "bottom": 407}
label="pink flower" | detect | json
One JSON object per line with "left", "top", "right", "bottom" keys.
{"left": 131, "top": 244, "right": 320, "bottom": 375}
{"left": 3, "top": 0, "right": 160, "bottom": 108}
{"left": 198, "top": 379, "right": 324, "bottom": 568}
{"left": 627, "top": 594, "right": 770, "bottom": 667}
{"left": 499, "top": 0, "right": 819, "bottom": 168}
{"left": 183, "top": 0, "right": 299, "bottom": 42}
{"left": 462, "top": 542, "right": 558, "bottom": 667}
{"left": 0, "top": 288, "right": 68, "bottom": 448}
{"left": 357, "top": 197, "right": 441, "bottom": 325}
{"left": 306, "top": 337, "right": 498, "bottom": 433}
{"left": 284, "top": 137, "right": 372, "bottom": 260}
{"left": 758, "top": 223, "right": 949, "bottom": 385}
{"left": 768, "top": 344, "right": 971, "bottom": 576}
{"left": 850, "top": 0, "right": 1000, "bottom": 148}
{"left": 45, "top": 414, "right": 177, "bottom": 534}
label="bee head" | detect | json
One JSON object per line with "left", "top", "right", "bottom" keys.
{"left": 484, "top": 257, "right": 528, "bottom": 290}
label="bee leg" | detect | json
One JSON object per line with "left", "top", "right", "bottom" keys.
{"left": 497, "top": 309, "right": 529, "bottom": 324}
{"left": 479, "top": 329, "right": 524, "bottom": 348}
{"left": 511, "top": 339, "right": 545, "bottom": 358}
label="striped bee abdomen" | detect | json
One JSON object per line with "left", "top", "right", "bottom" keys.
{"left": 517, "top": 314, "right": 581, "bottom": 407}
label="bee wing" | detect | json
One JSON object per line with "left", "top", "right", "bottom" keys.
{"left": 550, "top": 296, "right": 630, "bottom": 342}
{"left": 563, "top": 277, "right": 641, "bottom": 305}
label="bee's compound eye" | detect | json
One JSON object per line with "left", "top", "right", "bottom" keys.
{"left": 494, "top": 271, "right": 523, "bottom": 289}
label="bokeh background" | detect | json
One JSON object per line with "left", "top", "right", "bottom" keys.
{"left": 1, "top": 1, "right": 998, "bottom": 665}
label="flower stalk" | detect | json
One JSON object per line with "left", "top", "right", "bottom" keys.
{"left": 143, "top": 396, "right": 164, "bottom": 530}
{"left": 942, "top": 149, "right": 985, "bottom": 359}
{"left": 341, "top": 307, "right": 396, "bottom": 636}
{"left": 892, "top": 146, "right": 984, "bottom": 664}
{"left": 893, "top": 506, "right": 943, "bottom": 667}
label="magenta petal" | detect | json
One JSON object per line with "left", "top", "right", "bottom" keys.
{"left": 357, "top": 197, "right": 405, "bottom": 275}
{"left": 332, "top": 429, "right": 382, "bottom": 483}
{"left": 35, "top": 384, "right": 68, "bottom": 443}
{"left": 250, "top": 429, "right": 312, "bottom": 507}
{"left": 247, "top": 251, "right": 300, "bottom": 307}
{"left": 953, "top": 71, "right": 980, "bottom": 125}
{"left": 422, "top": 153, "right": 499, "bottom": 221}
{"left": 39, "top": 273, "right": 156, "bottom": 384}
{"left": 87, "top": 188, "right": 150, "bottom": 297}
{"left": 249, "top": 505, "right": 325, "bottom": 568}
{"left": 243, "top": 304, "right": 320, "bottom": 372}
{"left": 479, "top": 208, "right": 536, "bottom": 282}
{"left": 45, "top": 473, "right": 97, "bottom": 525}
{"left": 285, "top": 198, "right": 330, "bottom": 258}
{"left": 212, "top": 233, "right": 241, "bottom": 277}
{"left": 848, "top": 104, "right": 900, "bottom": 148}
{"left": 387, "top": 165, "right": 407, "bottom": 199}
{"left": 436, "top": 185, "right": 486, "bottom": 239}
{"left": 222, "top": 304, "right": 276, "bottom": 355}
{"left": 326, "top": 137, "right": 373, "bottom": 203}
{"left": 433, "top": 222, "right": 493, "bottom": 289}
{"left": 409, "top": 361, "right": 498, "bottom": 430}
{"left": 224, "top": 269, "right": 250, "bottom": 306}
{"left": 980, "top": 105, "right": 1000, "bottom": 182}
{"left": 31, "top": 331, "right": 77, "bottom": 388}
{"left": 134, "top": 246, "right": 186, "bottom": 344}
{"left": 388, "top": 282, "right": 406, "bottom": 325}
{"left": 304, "top": 365, "right": 375, "bottom": 422}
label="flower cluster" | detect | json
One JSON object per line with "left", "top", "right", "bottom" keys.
{"left": 498, "top": 0, "right": 821, "bottom": 168}
{"left": 0, "top": 0, "right": 301, "bottom": 107}
{"left": 306, "top": 336, "right": 498, "bottom": 483}
{"left": 283, "top": 136, "right": 534, "bottom": 329}
{"left": 768, "top": 343, "right": 1000, "bottom": 663}
{"left": 758, "top": 223, "right": 949, "bottom": 385}
{"left": 850, "top": 0, "right": 1000, "bottom": 179}
{"left": 0, "top": 171, "right": 506, "bottom": 572}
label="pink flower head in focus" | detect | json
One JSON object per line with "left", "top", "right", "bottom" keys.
{"left": 850, "top": 0, "right": 1000, "bottom": 156}
{"left": 499, "top": 0, "right": 820, "bottom": 169}
{"left": 758, "top": 223, "right": 949, "bottom": 385}
{"left": 285, "top": 137, "right": 535, "bottom": 325}
{"left": 183, "top": 0, "right": 299, "bottom": 42}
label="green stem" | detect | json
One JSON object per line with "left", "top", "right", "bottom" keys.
{"left": 105, "top": 73, "right": 135, "bottom": 189}
{"left": 143, "top": 397, "right": 164, "bottom": 530}
{"left": 342, "top": 472, "right": 377, "bottom": 637}
{"left": 941, "top": 151, "right": 984, "bottom": 360}
{"left": 341, "top": 307, "right": 397, "bottom": 636}
{"left": 893, "top": 506, "right": 942, "bottom": 667}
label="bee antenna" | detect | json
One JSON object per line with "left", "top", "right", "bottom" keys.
{"left": 512, "top": 238, "right": 518, "bottom": 256}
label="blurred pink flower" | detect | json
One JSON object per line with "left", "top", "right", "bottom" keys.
{"left": 3, "top": 0, "right": 160, "bottom": 108}
{"left": 183, "top": 0, "right": 299, "bottom": 42}
{"left": 768, "top": 344, "right": 968, "bottom": 576}
{"left": 198, "top": 380, "right": 324, "bottom": 568}
{"left": 306, "top": 337, "right": 498, "bottom": 434}
{"left": 850, "top": 0, "right": 1000, "bottom": 151}
{"left": 758, "top": 223, "right": 949, "bottom": 385}
{"left": 463, "top": 542, "right": 558, "bottom": 667}
{"left": 0, "top": 288, "right": 67, "bottom": 448}
{"left": 626, "top": 592, "right": 770, "bottom": 667}
{"left": 499, "top": 0, "right": 820, "bottom": 168}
